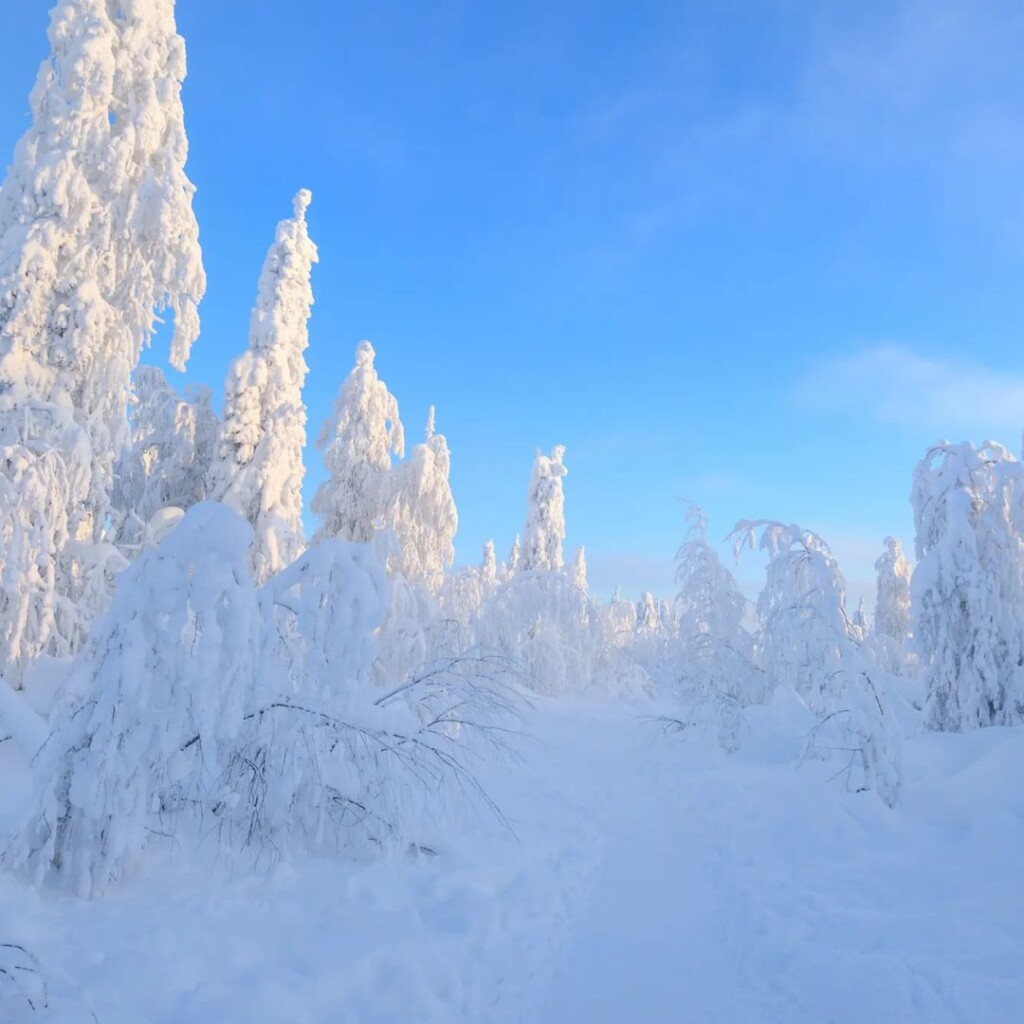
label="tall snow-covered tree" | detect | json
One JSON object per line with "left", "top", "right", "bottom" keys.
{"left": 387, "top": 407, "right": 458, "bottom": 588}
{"left": 911, "top": 441, "right": 1024, "bottom": 731}
{"left": 0, "top": 0, "right": 204, "bottom": 682}
{"left": 112, "top": 365, "right": 217, "bottom": 550}
{"left": 521, "top": 445, "right": 567, "bottom": 572}
{"left": 313, "top": 340, "right": 404, "bottom": 544}
{"left": 209, "top": 190, "right": 317, "bottom": 583}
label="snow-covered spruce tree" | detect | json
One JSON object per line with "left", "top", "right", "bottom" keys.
{"left": 386, "top": 407, "right": 458, "bottom": 589}
{"left": 571, "top": 546, "right": 588, "bottom": 596}
{"left": 505, "top": 535, "right": 521, "bottom": 579}
{"left": 482, "top": 540, "right": 497, "bottom": 585}
{"left": 313, "top": 340, "right": 404, "bottom": 544}
{"left": 0, "top": 0, "right": 204, "bottom": 682}
{"left": 911, "top": 441, "right": 1024, "bottom": 731}
{"left": 673, "top": 507, "right": 758, "bottom": 729}
{"left": 521, "top": 446, "right": 567, "bottom": 572}
{"left": 7, "top": 503, "right": 258, "bottom": 897}
{"left": 208, "top": 190, "right": 317, "bottom": 583}
{"left": 873, "top": 536, "right": 912, "bottom": 673}
{"left": 111, "top": 366, "right": 217, "bottom": 551}
{"left": 636, "top": 591, "right": 660, "bottom": 636}
{"left": 733, "top": 520, "right": 900, "bottom": 805}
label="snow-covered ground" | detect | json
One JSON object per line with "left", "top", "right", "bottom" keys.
{"left": 2, "top": 693, "right": 1023, "bottom": 1023}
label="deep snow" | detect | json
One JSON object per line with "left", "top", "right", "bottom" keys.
{"left": 2, "top": 693, "right": 1023, "bottom": 1023}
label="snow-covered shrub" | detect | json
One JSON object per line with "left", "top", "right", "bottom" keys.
{"left": 912, "top": 441, "right": 1024, "bottom": 730}
{"left": 7, "top": 503, "right": 257, "bottom": 897}
{"left": 221, "top": 538, "right": 521, "bottom": 861}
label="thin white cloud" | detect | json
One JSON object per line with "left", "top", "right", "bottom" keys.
{"left": 796, "top": 344, "right": 1024, "bottom": 438}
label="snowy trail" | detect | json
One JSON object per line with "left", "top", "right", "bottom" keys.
{"left": 537, "top": 712, "right": 757, "bottom": 1024}
{"left": 3, "top": 698, "right": 1024, "bottom": 1022}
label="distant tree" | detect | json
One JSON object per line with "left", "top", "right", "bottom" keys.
{"left": 387, "top": 407, "right": 458, "bottom": 588}
{"left": 313, "top": 340, "right": 404, "bottom": 544}
{"left": 521, "top": 446, "right": 568, "bottom": 571}
{"left": 481, "top": 540, "right": 498, "bottom": 585}
{"left": 872, "top": 536, "right": 912, "bottom": 674}
{"left": 571, "top": 546, "right": 589, "bottom": 596}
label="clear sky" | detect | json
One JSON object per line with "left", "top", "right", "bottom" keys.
{"left": 2, "top": 0, "right": 1024, "bottom": 605}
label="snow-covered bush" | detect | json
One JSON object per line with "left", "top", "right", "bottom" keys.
{"left": 911, "top": 441, "right": 1024, "bottom": 731}
{"left": 7, "top": 503, "right": 257, "bottom": 897}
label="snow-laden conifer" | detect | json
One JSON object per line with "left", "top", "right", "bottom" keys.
{"left": 112, "top": 366, "right": 217, "bottom": 551}
{"left": 209, "top": 190, "right": 317, "bottom": 583}
{"left": 313, "top": 341, "right": 404, "bottom": 543}
{"left": 521, "top": 446, "right": 567, "bottom": 572}
{"left": 911, "top": 441, "right": 1024, "bottom": 731}
{"left": 0, "top": 0, "right": 204, "bottom": 680}
{"left": 571, "top": 546, "right": 589, "bottom": 596}
{"left": 387, "top": 407, "right": 458, "bottom": 588}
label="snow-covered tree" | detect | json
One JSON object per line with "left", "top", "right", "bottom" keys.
{"left": 313, "top": 341, "right": 404, "bottom": 544}
{"left": 636, "top": 592, "right": 660, "bottom": 636}
{"left": 505, "top": 535, "right": 521, "bottom": 578}
{"left": 0, "top": 0, "right": 205, "bottom": 534}
{"left": 112, "top": 366, "right": 217, "bottom": 551}
{"left": 733, "top": 519, "right": 900, "bottom": 804}
{"left": 671, "top": 507, "right": 757, "bottom": 738}
{"left": 521, "top": 446, "right": 567, "bottom": 572}
{"left": 874, "top": 537, "right": 911, "bottom": 644}
{"left": 387, "top": 407, "right": 458, "bottom": 588}
{"left": 911, "top": 441, "right": 1024, "bottom": 731}
{"left": 872, "top": 536, "right": 913, "bottom": 674}
{"left": 482, "top": 540, "right": 497, "bottom": 584}
{"left": 0, "top": 0, "right": 204, "bottom": 681}
{"left": 571, "top": 546, "right": 589, "bottom": 596}
{"left": 8, "top": 503, "right": 257, "bottom": 897}
{"left": 208, "top": 190, "right": 317, "bottom": 583}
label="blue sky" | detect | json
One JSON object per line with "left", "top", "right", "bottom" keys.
{"left": 3, "top": 1, "right": 1024, "bottom": 604}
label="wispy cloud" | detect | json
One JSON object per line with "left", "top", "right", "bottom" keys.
{"left": 795, "top": 344, "right": 1024, "bottom": 438}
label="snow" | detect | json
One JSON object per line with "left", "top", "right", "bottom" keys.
{"left": 3, "top": 694, "right": 1022, "bottom": 1023}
